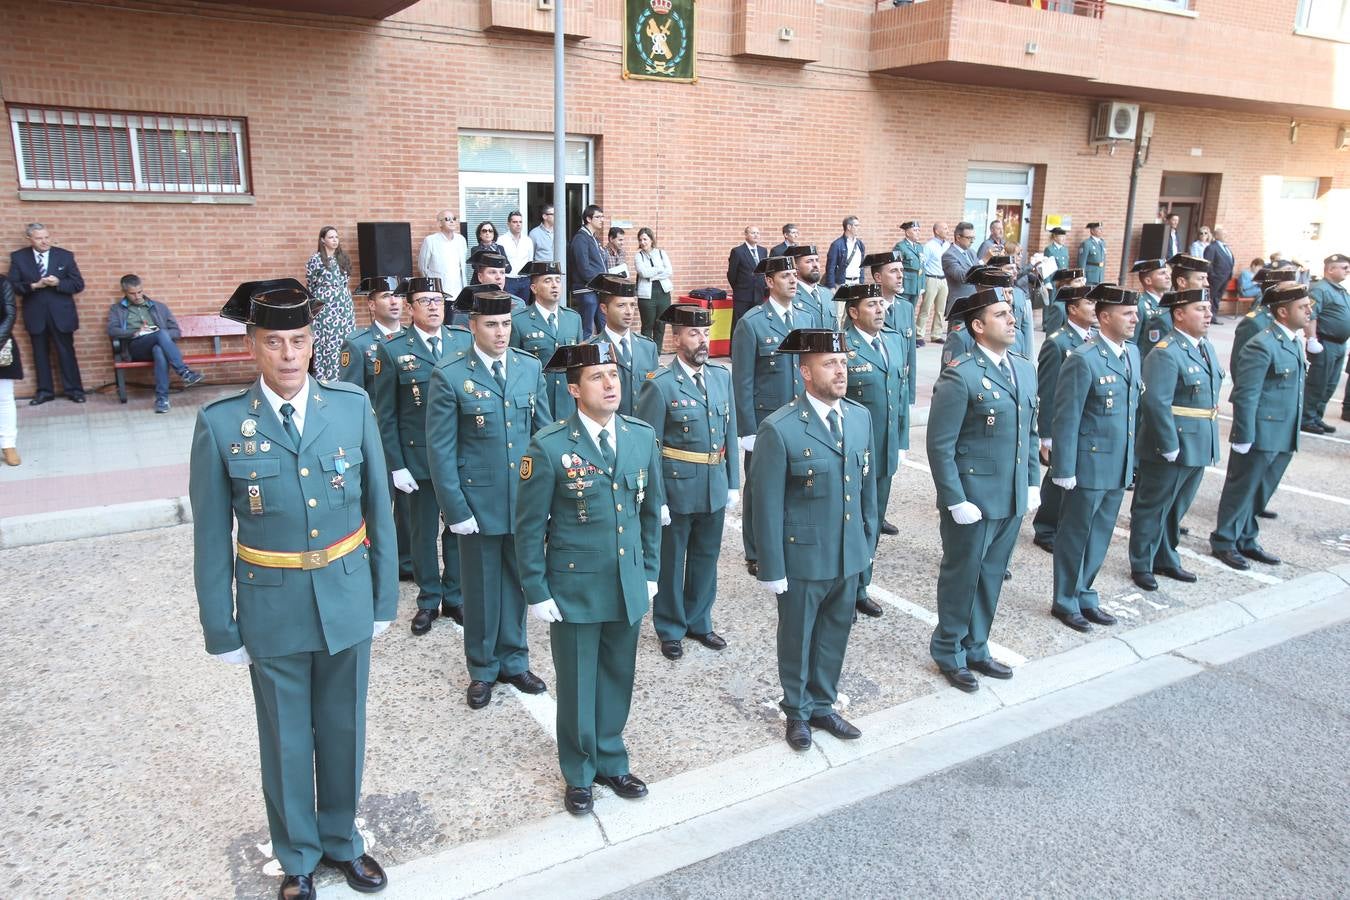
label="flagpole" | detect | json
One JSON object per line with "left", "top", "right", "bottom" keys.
{"left": 554, "top": 0, "right": 567, "bottom": 300}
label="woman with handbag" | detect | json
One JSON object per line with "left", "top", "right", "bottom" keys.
{"left": 0, "top": 276, "right": 23, "bottom": 465}
{"left": 634, "top": 227, "right": 674, "bottom": 348}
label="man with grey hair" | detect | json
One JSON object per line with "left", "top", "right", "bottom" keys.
{"left": 417, "top": 209, "right": 469, "bottom": 298}
{"left": 8, "top": 223, "right": 86, "bottom": 404}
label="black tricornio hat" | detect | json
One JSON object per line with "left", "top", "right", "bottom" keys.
{"left": 469, "top": 249, "right": 511, "bottom": 273}
{"left": 1261, "top": 282, "right": 1309, "bottom": 306}
{"left": 1051, "top": 268, "right": 1085, "bottom": 283}
{"left": 467, "top": 289, "right": 515, "bottom": 316}
{"left": 660, "top": 304, "right": 712, "bottom": 327}
{"left": 775, "top": 329, "right": 848, "bottom": 354}
{"left": 754, "top": 255, "right": 795, "bottom": 276}
{"left": 521, "top": 261, "right": 562, "bottom": 279}
{"left": 587, "top": 273, "right": 637, "bottom": 297}
{"left": 863, "top": 250, "right": 901, "bottom": 269}
{"left": 356, "top": 276, "right": 400, "bottom": 295}
{"left": 220, "top": 279, "right": 323, "bottom": 330}
{"left": 1048, "top": 226, "right": 1067, "bottom": 235}
{"left": 987, "top": 254, "right": 1015, "bottom": 268}
{"left": 835, "top": 283, "right": 881, "bottom": 306}
{"left": 1056, "top": 284, "right": 1093, "bottom": 303}
{"left": 545, "top": 342, "right": 616, "bottom": 371}
{"left": 900, "top": 220, "right": 921, "bottom": 231}
{"left": 1161, "top": 288, "right": 1208, "bottom": 309}
{"left": 453, "top": 283, "right": 496, "bottom": 312}
{"left": 782, "top": 244, "right": 819, "bottom": 259}
{"left": 1087, "top": 283, "right": 1138, "bottom": 306}
{"left": 400, "top": 276, "right": 445, "bottom": 297}
{"left": 1167, "top": 253, "right": 1209, "bottom": 273}
{"left": 948, "top": 289, "right": 1008, "bottom": 320}
{"left": 1131, "top": 258, "right": 1168, "bottom": 274}
{"left": 1086, "top": 222, "right": 1102, "bottom": 230}
{"left": 1255, "top": 268, "right": 1289, "bottom": 287}
{"left": 966, "top": 267, "right": 1013, "bottom": 288}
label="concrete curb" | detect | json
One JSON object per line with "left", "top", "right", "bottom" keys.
{"left": 320, "top": 567, "right": 1350, "bottom": 900}
{"left": 0, "top": 495, "right": 192, "bottom": 549}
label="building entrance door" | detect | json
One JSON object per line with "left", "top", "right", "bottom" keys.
{"left": 965, "top": 164, "right": 1035, "bottom": 249}
{"left": 1159, "top": 172, "right": 1214, "bottom": 254}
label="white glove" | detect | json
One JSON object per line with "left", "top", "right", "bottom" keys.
{"left": 647, "top": 581, "right": 659, "bottom": 601}
{"left": 1052, "top": 475, "right": 1078, "bottom": 490}
{"left": 1232, "top": 442, "right": 1252, "bottom": 455}
{"left": 1306, "top": 337, "right": 1323, "bottom": 355}
{"left": 948, "top": 501, "right": 983, "bottom": 525}
{"left": 660, "top": 505, "right": 671, "bottom": 526}
{"left": 391, "top": 468, "right": 419, "bottom": 494}
{"left": 372, "top": 620, "right": 391, "bottom": 638}
{"left": 1162, "top": 449, "right": 1180, "bottom": 463}
{"left": 214, "top": 646, "right": 252, "bottom": 666}
{"left": 759, "top": 578, "right": 789, "bottom": 595}
{"left": 1027, "top": 485, "right": 1042, "bottom": 512}
{"left": 725, "top": 489, "right": 739, "bottom": 508}
{"left": 1040, "top": 438, "right": 1053, "bottom": 449}
{"left": 449, "top": 516, "right": 480, "bottom": 535}
{"left": 739, "top": 435, "right": 756, "bottom": 453}
{"left": 531, "top": 599, "right": 564, "bottom": 623}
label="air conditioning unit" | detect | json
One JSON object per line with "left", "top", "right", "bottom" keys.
{"left": 778, "top": 26, "right": 795, "bottom": 41}
{"left": 1337, "top": 126, "right": 1350, "bottom": 151}
{"left": 1091, "top": 101, "right": 1139, "bottom": 143}
{"left": 537, "top": 0, "right": 553, "bottom": 10}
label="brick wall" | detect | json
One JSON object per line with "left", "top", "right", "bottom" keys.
{"left": 0, "top": 0, "right": 1346, "bottom": 398}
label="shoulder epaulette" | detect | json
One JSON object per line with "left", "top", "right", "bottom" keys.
{"left": 535, "top": 419, "right": 569, "bottom": 439}
{"left": 647, "top": 366, "right": 674, "bottom": 382}
{"left": 202, "top": 388, "right": 248, "bottom": 411}
{"left": 320, "top": 379, "right": 363, "bottom": 396}
{"left": 1154, "top": 339, "right": 1169, "bottom": 350}
{"left": 618, "top": 413, "right": 654, "bottom": 431}
{"left": 947, "top": 352, "right": 975, "bottom": 368}
{"left": 1245, "top": 311, "right": 1257, "bottom": 319}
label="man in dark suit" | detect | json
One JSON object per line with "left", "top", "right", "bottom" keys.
{"left": 941, "top": 222, "right": 980, "bottom": 318}
{"left": 7, "top": 223, "right": 86, "bottom": 404}
{"left": 824, "top": 217, "right": 865, "bottom": 290}
{"left": 727, "top": 225, "right": 768, "bottom": 330}
{"left": 770, "top": 223, "right": 798, "bottom": 258}
{"left": 1203, "top": 227, "right": 1236, "bottom": 324}
{"left": 568, "top": 205, "right": 608, "bottom": 337}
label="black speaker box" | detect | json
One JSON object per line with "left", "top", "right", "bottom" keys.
{"left": 357, "top": 222, "right": 412, "bottom": 280}
{"left": 1137, "top": 223, "right": 1166, "bottom": 261}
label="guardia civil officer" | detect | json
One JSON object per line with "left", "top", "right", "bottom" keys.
{"left": 1232, "top": 266, "right": 1296, "bottom": 369}
{"left": 1131, "top": 258, "right": 1170, "bottom": 354}
{"left": 1044, "top": 226, "right": 1071, "bottom": 273}
{"left": 732, "top": 255, "right": 816, "bottom": 576}
{"left": 515, "top": 343, "right": 664, "bottom": 815}
{"left": 892, "top": 220, "right": 926, "bottom": 310}
{"left": 1144, "top": 253, "right": 1209, "bottom": 356}
{"left": 750, "top": 329, "right": 877, "bottom": 750}
{"left": 1210, "top": 282, "right": 1312, "bottom": 569}
{"left": 1048, "top": 283, "right": 1141, "bottom": 632}
{"left": 369, "top": 277, "right": 469, "bottom": 634}
{"left": 1302, "top": 252, "right": 1349, "bottom": 434}
{"left": 866, "top": 249, "right": 920, "bottom": 355}
{"left": 841, "top": 283, "right": 910, "bottom": 618}
{"left": 586, "top": 274, "right": 659, "bottom": 417}
{"left": 635, "top": 305, "right": 738, "bottom": 660}
{"left": 1128, "top": 288, "right": 1222, "bottom": 590}
{"left": 510, "top": 260, "right": 584, "bottom": 421}
{"left": 1042, "top": 267, "right": 1085, "bottom": 335}
{"left": 784, "top": 244, "right": 833, "bottom": 327}
{"left": 1077, "top": 222, "right": 1107, "bottom": 285}
{"left": 190, "top": 280, "right": 396, "bottom": 899}
{"left": 941, "top": 266, "right": 1013, "bottom": 366}
{"left": 1030, "top": 282, "right": 1095, "bottom": 554}
{"left": 927, "top": 289, "right": 1039, "bottom": 692}
{"left": 427, "top": 288, "right": 553, "bottom": 708}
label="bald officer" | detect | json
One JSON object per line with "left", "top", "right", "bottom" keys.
{"left": 586, "top": 273, "right": 659, "bottom": 417}
{"left": 511, "top": 260, "right": 584, "bottom": 422}
{"left": 190, "top": 280, "right": 396, "bottom": 900}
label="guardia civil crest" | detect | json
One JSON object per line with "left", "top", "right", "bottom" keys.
{"left": 624, "top": 0, "right": 696, "bottom": 83}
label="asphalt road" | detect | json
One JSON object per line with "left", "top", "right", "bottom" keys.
{"left": 616, "top": 620, "right": 1350, "bottom": 899}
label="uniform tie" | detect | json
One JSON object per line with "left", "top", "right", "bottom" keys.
{"left": 280, "top": 402, "right": 301, "bottom": 445}
{"left": 429, "top": 336, "right": 442, "bottom": 360}
{"left": 619, "top": 336, "right": 630, "bottom": 367}
{"left": 547, "top": 312, "right": 557, "bottom": 332}
{"left": 693, "top": 370, "right": 707, "bottom": 398}
{"left": 828, "top": 408, "right": 843, "bottom": 448}
{"left": 998, "top": 358, "right": 1014, "bottom": 387}
{"left": 1199, "top": 341, "right": 1211, "bottom": 370}
{"left": 872, "top": 335, "right": 887, "bottom": 368}
{"left": 784, "top": 309, "right": 794, "bottom": 330}
{"left": 598, "top": 427, "right": 615, "bottom": 472}
{"left": 492, "top": 359, "right": 506, "bottom": 392}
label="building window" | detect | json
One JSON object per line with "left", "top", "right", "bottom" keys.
{"left": 1279, "top": 177, "right": 1320, "bottom": 200}
{"left": 9, "top": 105, "right": 250, "bottom": 195}
{"left": 1296, "top": 0, "right": 1350, "bottom": 40}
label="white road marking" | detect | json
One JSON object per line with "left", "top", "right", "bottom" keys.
{"left": 511, "top": 686, "right": 558, "bottom": 744}
{"left": 1204, "top": 466, "right": 1350, "bottom": 506}
{"left": 1175, "top": 545, "right": 1284, "bottom": 585}
{"left": 1217, "top": 413, "right": 1350, "bottom": 445}
{"left": 867, "top": 584, "right": 1029, "bottom": 666}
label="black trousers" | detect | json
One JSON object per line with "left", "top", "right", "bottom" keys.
{"left": 28, "top": 325, "right": 84, "bottom": 399}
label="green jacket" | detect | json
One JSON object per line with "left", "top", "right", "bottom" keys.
{"left": 1310, "top": 278, "right": 1350, "bottom": 343}
{"left": 732, "top": 301, "right": 812, "bottom": 434}
{"left": 1036, "top": 325, "right": 1088, "bottom": 437}
{"left": 510, "top": 303, "right": 584, "bottom": 422}
{"left": 1050, "top": 340, "right": 1142, "bottom": 490}
{"left": 1043, "top": 287, "right": 1067, "bottom": 335}
{"left": 750, "top": 396, "right": 877, "bottom": 582}
{"left": 845, "top": 325, "right": 911, "bottom": 472}
{"left": 338, "top": 324, "right": 402, "bottom": 389}
{"left": 1228, "top": 325, "right": 1305, "bottom": 452}
{"left": 1139, "top": 330, "right": 1223, "bottom": 466}
{"left": 793, "top": 282, "right": 833, "bottom": 329}
{"left": 515, "top": 413, "right": 664, "bottom": 625}
{"left": 1231, "top": 306, "right": 1274, "bottom": 372}
{"left": 1044, "top": 243, "right": 1071, "bottom": 272}
{"left": 189, "top": 378, "right": 398, "bottom": 658}
{"left": 1077, "top": 237, "right": 1106, "bottom": 284}
{"left": 1011, "top": 287, "right": 1035, "bottom": 359}
{"left": 634, "top": 360, "right": 739, "bottom": 515}
{"left": 426, "top": 348, "right": 552, "bottom": 534}
{"left": 1133, "top": 292, "right": 1165, "bottom": 345}
{"left": 369, "top": 325, "right": 472, "bottom": 479}
{"left": 927, "top": 350, "right": 1040, "bottom": 518}
{"left": 1138, "top": 311, "right": 1173, "bottom": 359}
{"left": 893, "top": 239, "right": 925, "bottom": 296}
{"left": 586, "top": 331, "right": 659, "bottom": 417}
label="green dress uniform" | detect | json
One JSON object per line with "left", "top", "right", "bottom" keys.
{"left": 587, "top": 329, "right": 659, "bottom": 417}
{"left": 427, "top": 342, "right": 552, "bottom": 683}
{"left": 635, "top": 356, "right": 738, "bottom": 643}
{"left": 370, "top": 324, "right": 472, "bottom": 613}
{"left": 794, "top": 280, "right": 833, "bottom": 330}
{"left": 189, "top": 280, "right": 397, "bottom": 881}
{"left": 516, "top": 407, "right": 663, "bottom": 789}
{"left": 1043, "top": 286, "right": 1067, "bottom": 335}
{"left": 1303, "top": 274, "right": 1350, "bottom": 429}
{"left": 511, "top": 302, "right": 584, "bottom": 421}
{"left": 1134, "top": 292, "right": 1168, "bottom": 351}
{"left": 926, "top": 340, "right": 1039, "bottom": 672}
{"left": 1210, "top": 315, "right": 1306, "bottom": 555}
{"left": 1031, "top": 320, "right": 1090, "bottom": 544}
{"left": 1077, "top": 235, "right": 1107, "bottom": 285}
{"left": 751, "top": 384, "right": 877, "bottom": 721}
{"left": 1129, "top": 317, "right": 1223, "bottom": 574}
{"left": 1011, "top": 286, "right": 1035, "bottom": 359}
{"left": 894, "top": 238, "right": 926, "bottom": 303}
{"left": 1044, "top": 241, "right": 1071, "bottom": 275}
{"left": 845, "top": 323, "right": 910, "bottom": 601}
{"left": 1232, "top": 304, "right": 1273, "bottom": 371}
{"left": 1050, "top": 329, "right": 1141, "bottom": 617}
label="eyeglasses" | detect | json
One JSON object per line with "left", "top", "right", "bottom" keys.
{"left": 412, "top": 297, "right": 445, "bottom": 307}
{"left": 439, "top": 217, "right": 457, "bottom": 223}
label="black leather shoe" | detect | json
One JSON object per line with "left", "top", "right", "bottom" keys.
{"left": 595, "top": 772, "right": 649, "bottom": 799}
{"left": 1154, "top": 565, "right": 1198, "bottom": 583}
{"left": 1052, "top": 610, "right": 1094, "bottom": 633}
{"left": 1081, "top": 607, "right": 1118, "bottom": 626}
{"left": 809, "top": 712, "right": 861, "bottom": 739}
{"left": 968, "top": 658, "right": 1014, "bottom": 679}
{"left": 940, "top": 667, "right": 979, "bottom": 692}
{"left": 410, "top": 607, "right": 438, "bottom": 635}
{"left": 855, "top": 596, "right": 884, "bottom": 618}
{"left": 1317, "top": 419, "right": 1337, "bottom": 434}
{"left": 498, "top": 670, "right": 547, "bottom": 693}
{"left": 467, "top": 680, "right": 493, "bottom": 709}
{"left": 440, "top": 601, "right": 464, "bottom": 625}
{"left": 28, "top": 395, "right": 53, "bottom": 406}
{"left": 69, "top": 394, "right": 86, "bottom": 403}
{"left": 1255, "top": 509, "right": 1278, "bottom": 520}
{"left": 745, "top": 559, "right": 758, "bottom": 577}
{"left": 564, "top": 785, "right": 593, "bottom": 814}
{"left": 1032, "top": 535, "right": 1055, "bottom": 554}
{"left": 785, "top": 718, "right": 812, "bottom": 750}
{"left": 1301, "top": 421, "right": 1328, "bottom": 435}
{"left": 689, "top": 630, "right": 728, "bottom": 650}
{"left": 1131, "top": 570, "right": 1158, "bottom": 591}
{"left": 880, "top": 519, "right": 900, "bottom": 536}
{"left": 1212, "top": 549, "right": 1250, "bottom": 570}
{"left": 399, "top": 567, "right": 415, "bottom": 581}
{"left": 1179, "top": 525, "right": 1190, "bottom": 535}
{"left": 321, "top": 854, "right": 388, "bottom": 893}
{"left": 278, "top": 873, "right": 316, "bottom": 900}
{"left": 1240, "top": 547, "right": 1281, "bottom": 565}
{"left": 661, "top": 640, "right": 683, "bottom": 660}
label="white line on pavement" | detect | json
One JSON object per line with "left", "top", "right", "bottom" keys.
{"left": 1176, "top": 545, "right": 1284, "bottom": 585}
{"left": 1217, "top": 413, "right": 1350, "bottom": 446}
{"left": 867, "top": 585, "right": 1029, "bottom": 666}
{"left": 510, "top": 686, "right": 558, "bottom": 744}
{"left": 1204, "top": 466, "right": 1350, "bottom": 506}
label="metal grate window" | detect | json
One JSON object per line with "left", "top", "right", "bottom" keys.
{"left": 9, "top": 105, "right": 250, "bottom": 194}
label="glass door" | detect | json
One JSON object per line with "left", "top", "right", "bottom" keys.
{"left": 460, "top": 172, "right": 527, "bottom": 244}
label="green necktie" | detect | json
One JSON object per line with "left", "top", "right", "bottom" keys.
{"left": 998, "top": 358, "right": 1014, "bottom": 387}
{"left": 280, "top": 402, "right": 301, "bottom": 446}
{"left": 693, "top": 370, "right": 706, "bottom": 398}
{"left": 828, "top": 408, "right": 842, "bottom": 448}
{"left": 429, "top": 336, "right": 442, "bottom": 360}
{"left": 598, "top": 427, "right": 616, "bottom": 472}
{"left": 492, "top": 359, "right": 506, "bottom": 392}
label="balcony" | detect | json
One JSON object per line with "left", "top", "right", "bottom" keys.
{"left": 732, "top": 0, "right": 824, "bottom": 63}
{"left": 481, "top": 0, "right": 597, "bottom": 39}
{"left": 201, "top": 0, "right": 420, "bottom": 16}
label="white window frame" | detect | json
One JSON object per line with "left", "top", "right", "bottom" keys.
{"left": 1294, "top": 0, "right": 1350, "bottom": 42}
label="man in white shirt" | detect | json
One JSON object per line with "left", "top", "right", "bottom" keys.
{"left": 418, "top": 209, "right": 469, "bottom": 299}
{"left": 919, "top": 222, "right": 952, "bottom": 342}
{"left": 501, "top": 210, "right": 535, "bottom": 304}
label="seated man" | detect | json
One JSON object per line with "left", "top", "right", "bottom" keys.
{"left": 1236, "top": 258, "right": 1265, "bottom": 303}
{"left": 106, "top": 274, "right": 202, "bottom": 412}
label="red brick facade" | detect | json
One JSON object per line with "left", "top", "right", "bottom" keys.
{"left": 1, "top": 0, "right": 1346, "bottom": 397}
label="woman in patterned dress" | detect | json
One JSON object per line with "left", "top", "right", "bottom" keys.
{"left": 306, "top": 225, "right": 355, "bottom": 381}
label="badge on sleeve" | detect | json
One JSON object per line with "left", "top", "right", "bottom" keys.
{"left": 340, "top": 351, "right": 351, "bottom": 369}
{"left": 519, "top": 456, "right": 533, "bottom": 480}
{"left": 373, "top": 358, "right": 382, "bottom": 376}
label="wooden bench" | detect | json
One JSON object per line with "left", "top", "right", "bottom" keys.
{"left": 111, "top": 314, "right": 250, "bottom": 403}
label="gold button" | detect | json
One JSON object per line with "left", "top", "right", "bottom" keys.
{"left": 310, "top": 529, "right": 319, "bottom": 538}
{"left": 619, "top": 548, "right": 625, "bottom": 556}
{"left": 844, "top": 475, "right": 851, "bottom": 482}
{"left": 507, "top": 442, "right": 513, "bottom": 449}
{"left": 300, "top": 467, "right": 309, "bottom": 476}
{"left": 568, "top": 562, "right": 575, "bottom": 569}
{"left": 845, "top": 513, "right": 851, "bottom": 521}
{"left": 845, "top": 494, "right": 852, "bottom": 502}
{"left": 617, "top": 526, "right": 624, "bottom": 533}
{"left": 616, "top": 504, "right": 623, "bottom": 512}
{"left": 612, "top": 483, "right": 619, "bottom": 490}
{"left": 308, "top": 498, "right": 318, "bottom": 508}
{"left": 250, "top": 471, "right": 258, "bottom": 479}
{"left": 789, "top": 536, "right": 796, "bottom": 543}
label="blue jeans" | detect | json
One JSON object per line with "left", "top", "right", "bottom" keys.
{"left": 573, "top": 290, "right": 601, "bottom": 337}
{"left": 129, "top": 331, "right": 187, "bottom": 400}
{"left": 505, "top": 276, "right": 531, "bottom": 305}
